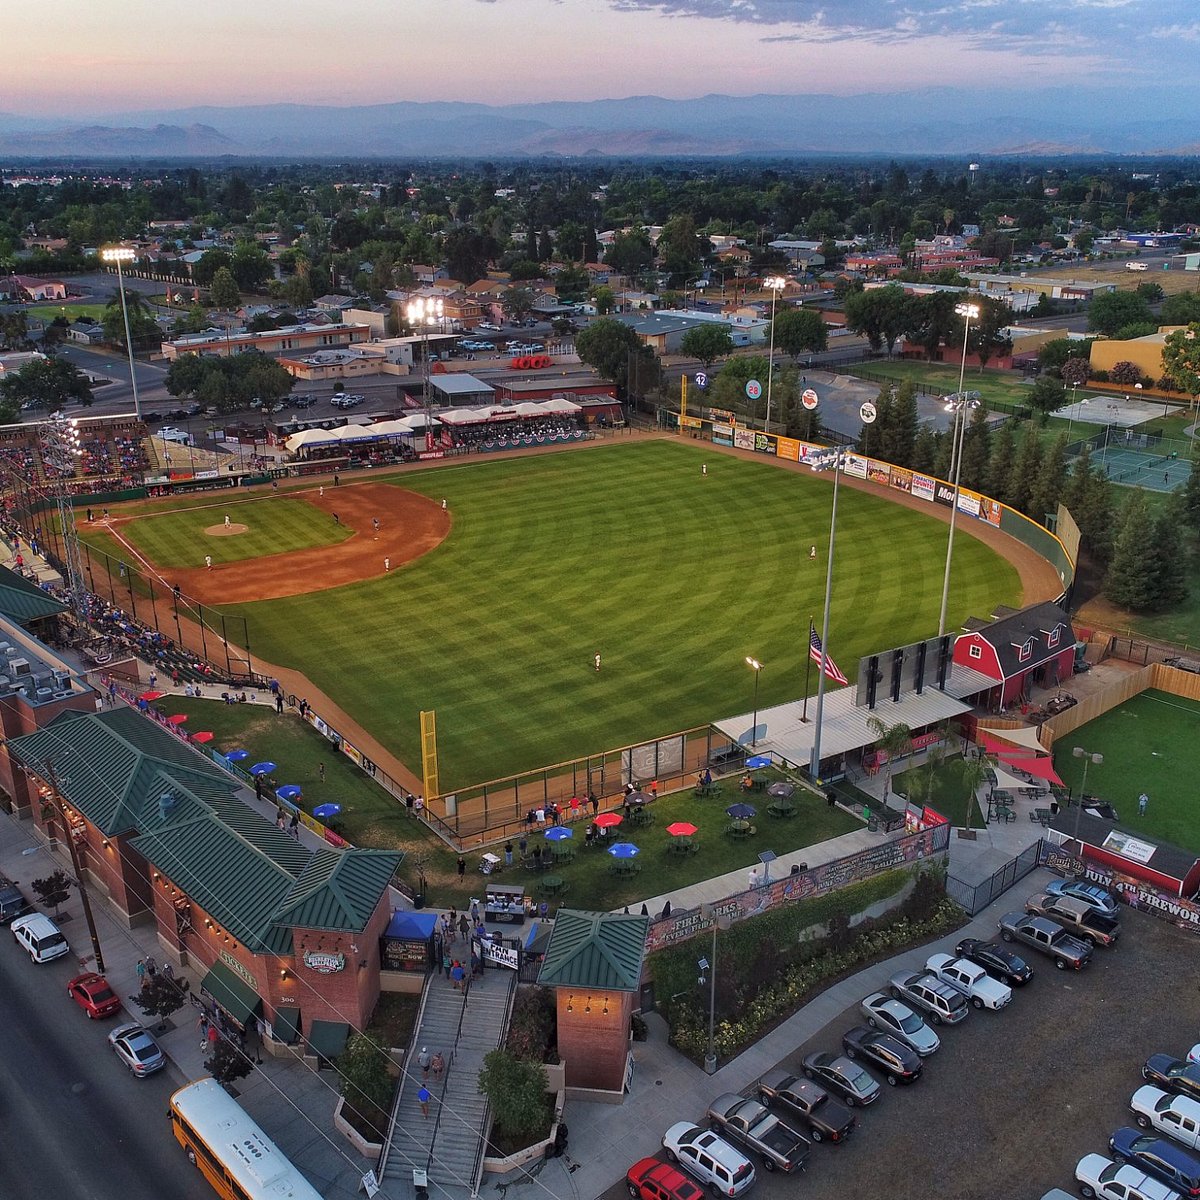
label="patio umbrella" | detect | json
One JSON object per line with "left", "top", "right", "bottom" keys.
{"left": 191, "top": 731, "right": 214, "bottom": 744}
{"left": 250, "top": 761, "right": 277, "bottom": 776}
{"left": 544, "top": 826, "right": 574, "bottom": 841}
{"left": 594, "top": 812, "right": 623, "bottom": 829}
{"left": 276, "top": 785, "right": 303, "bottom": 802}
{"left": 745, "top": 754, "right": 772, "bottom": 769}
{"left": 139, "top": 690, "right": 164, "bottom": 702}
{"left": 767, "top": 782, "right": 795, "bottom": 799}
{"left": 666, "top": 821, "right": 698, "bottom": 838}
{"left": 608, "top": 842, "right": 640, "bottom": 859}
{"left": 313, "top": 803, "right": 342, "bottom": 819}
{"left": 627, "top": 791, "right": 652, "bottom": 805}
{"left": 726, "top": 802, "right": 757, "bottom": 820}
{"left": 225, "top": 749, "right": 249, "bottom": 762}
{"left": 166, "top": 713, "right": 188, "bottom": 725}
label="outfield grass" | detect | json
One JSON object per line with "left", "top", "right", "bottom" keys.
{"left": 158, "top": 696, "right": 857, "bottom": 910}
{"left": 119, "top": 497, "right": 351, "bottom": 568}
{"left": 215, "top": 440, "right": 1020, "bottom": 789}
{"left": 1051, "top": 688, "right": 1200, "bottom": 854}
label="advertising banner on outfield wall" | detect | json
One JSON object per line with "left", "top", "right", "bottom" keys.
{"left": 911, "top": 473, "right": 936, "bottom": 502}
{"left": 754, "top": 433, "right": 776, "bottom": 455}
{"left": 843, "top": 454, "right": 868, "bottom": 479}
{"left": 867, "top": 461, "right": 890, "bottom": 486}
{"left": 713, "top": 423, "right": 733, "bottom": 446}
{"left": 890, "top": 467, "right": 913, "bottom": 494}
{"left": 644, "top": 823, "right": 948, "bottom": 954}
{"left": 733, "top": 428, "right": 756, "bottom": 451}
{"left": 776, "top": 436, "right": 801, "bottom": 462}
{"left": 957, "top": 489, "right": 982, "bottom": 517}
{"left": 934, "top": 481, "right": 956, "bottom": 507}
{"left": 979, "top": 497, "right": 1003, "bottom": 527}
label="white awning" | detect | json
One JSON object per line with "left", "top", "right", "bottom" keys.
{"left": 284, "top": 428, "right": 340, "bottom": 451}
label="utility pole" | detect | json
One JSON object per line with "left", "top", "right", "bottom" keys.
{"left": 44, "top": 760, "right": 106, "bottom": 973}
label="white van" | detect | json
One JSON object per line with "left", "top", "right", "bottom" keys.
{"left": 1126, "top": 261, "right": 1148, "bottom": 271}
{"left": 11, "top": 913, "right": 70, "bottom": 963}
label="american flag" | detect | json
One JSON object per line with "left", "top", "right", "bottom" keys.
{"left": 809, "top": 625, "right": 849, "bottom": 686}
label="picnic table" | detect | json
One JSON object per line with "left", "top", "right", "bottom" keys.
{"left": 767, "top": 799, "right": 796, "bottom": 818}
{"left": 608, "top": 859, "right": 641, "bottom": 878}
{"left": 725, "top": 819, "right": 756, "bottom": 839}
{"left": 628, "top": 806, "right": 654, "bottom": 828}
{"left": 1033, "top": 807, "right": 1052, "bottom": 827}
{"left": 693, "top": 782, "right": 722, "bottom": 798}
{"left": 550, "top": 842, "right": 575, "bottom": 864}
{"left": 539, "top": 874, "right": 567, "bottom": 897}
{"left": 666, "top": 838, "right": 698, "bottom": 859}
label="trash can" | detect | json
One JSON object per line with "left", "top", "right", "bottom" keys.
{"left": 867, "top": 816, "right": 879, "bottom": 833}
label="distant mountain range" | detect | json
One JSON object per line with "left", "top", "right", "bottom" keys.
{"left": 1, "top": 89, "right": 1198, "bottom": 159}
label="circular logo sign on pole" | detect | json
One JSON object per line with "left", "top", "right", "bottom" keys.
{"left": 860, "top": 401, "right": 878, "bottom": 424}
{"left": 695, "top": 371, "right": 708, "bottom": 389}
{"left": 745, "top": 379, "right": 762, "bottom": 401}
{"left": 801, "top": 388, "right": 819, "bottom": 411}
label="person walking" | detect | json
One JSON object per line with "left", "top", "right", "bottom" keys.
{"left": 431, "top": 1051, "right": 444, "bottom": 1082}
{"left": 417, "top": 1046, "right": 432, "bottom": 1080}
{"left": 384, "top": 557, "right": 390, "bottom": 572}
{"left": 372, "top": 517, "right": 380, "bottom": 534}
{"left": 205, "top": 555, "right": 212, "bottom": 570}
{"left": 594, "top": 652, "right": 601, "bottom": 672}
{"left": 458, "top": 913, "right": 469, "bottom": 941}
{"left": 198, "top": 1013, "right": 210, "bottom": 1051}
{"left": 136, "top": 959, "right": 146, "bottom": 989}
{"left": 288, "top": 811, "right": 300, "bottom": 839}
{"left": 418, "top": 1084, "right": 431, "bottom": 1118}
{"left": 275, "top": 693, "right": 284, "bottom": 714}
{"left": 748, "top": 866, "right": 760, "bottom": 890}
{"left": 457, "top": 854, "right": 466, "bottom": 878}
{"left": 206, "top": 1022, "right": 220, "bottom": 1055}
{"left": 442, "top": 947, "right": 452, "bottom": 979}
{"left": 810, "top": 545, "right": 817, "bottom": 561}
{"left": 450, "top": 960, "right": 465, "bottom": 990}
{"left": 319, "top": 485, "right": 324, "bottom": 498}
{"left": 441, "top": 498, "right": 447, "bottom": 510}
{"left": 224, "top": 514, "right": 231, "bottom": 528}
{"left": 504, "top": 840, "right": 513, "bottom": 867}
{"left": 332, "top": 512, "right": 339, "bottom": 525}
{"left": 702, "top": 463, "right": 707, "bottom": 476}
{"left": 1139, "top": 792, "right": 1149, "bottom": 816}
{"left": 518, "top": 834, "right": 528, "bottom": 858}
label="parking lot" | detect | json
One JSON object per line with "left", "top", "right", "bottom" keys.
{"left": 608, "top": 906, "right": 1200, "bottom": 1200}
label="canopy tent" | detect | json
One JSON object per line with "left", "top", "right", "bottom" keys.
{"left": 332, "top": 423, "right": 380, "bottom": 443}
{"left": 1006, "top": 756, "right": 1063, "bottom": 785}
{"left": 992, "top": 765, "right": 1039, "bottom": 792}
{"left": 369, "top": 419, "right": 420, "bottom": 438}
{"left": 436, "top": 407, "right": 487, "bottom": 426}
{"left": 514, "top": 401, "right": 546, "bottom": 417}
{"left": 284, "top": 427, "right": 341, "bottom": 453}
{"left": 384, "top": 910, "right": 438, "bottom": 940}
{"left": 542, "top": 397, "right": 582, "bottom": 413}
{"left": 977, "top": 728, "right": 1048, "bottom": 757}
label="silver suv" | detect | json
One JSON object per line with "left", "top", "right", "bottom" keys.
{"left": 663, "top": 1123, "right": 756, "bottom": 1197}
{"left": 889, "top": 971, "right": 970, "bottom": 1025}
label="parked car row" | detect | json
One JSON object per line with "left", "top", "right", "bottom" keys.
{"left": 8, "top": 906, "right": 166, "bottom": 1078}
{"left": 1065, "top": 1054, "right": 1200, "bottom": 1200}
{"left": 633, "top": 928, "right": 1051, "bottom": 1198}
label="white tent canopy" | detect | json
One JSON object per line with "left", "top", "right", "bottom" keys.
{"left": 978, "top": 724, "right": 1047, "bottom": 754}
{"left": 284, "top": 427, "right": 341, "bottom": 452}
{"left": 369, "top": 419, "right": 418, "bottom": 437}
{"left": 333, "top": 424, "right": 379, "bottom": 442}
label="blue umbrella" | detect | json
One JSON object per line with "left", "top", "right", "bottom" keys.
{"left": 608, "top": 842, "right": 640, "bottom": 859}
{"left": 276, "top": 785, "right": 302, "bottom": 802}
{"left": 745, "top": 755, "right": 772, "bottom": 769}
{"left": 544, "top": 826, "right": 574, "bottom": 841}
{"left": 225, "top": 749, "right": 249, "bottom": 762}
{"left": 249, "top": 761, "right": 277, "bottom": 776}
{"left": 313, "top": 803, "right": 342, "bottom": 819}
{"left": 726, "top": 803, "right": 757, "bottom": 820}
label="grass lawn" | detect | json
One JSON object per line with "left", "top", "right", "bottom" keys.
{"left": 1050, "top": 688, "right": 1200, "bottom": 854}
{"left": 851, "top": 361, "right": 1040, "bottom": 410}
{"left": 220, "top": 440, "right": 1019, "bottom": 789}
{"left": 158, "top": 696, "right": 858, "bottom": 910}
{"left": 119, "top": 497, "right": 351, "bottom": 568}
{"left": 892, "top": 757, "right": 985, "bottom": 829}
{"left": 28, "top": 302, "right": 107, "bottom": 322}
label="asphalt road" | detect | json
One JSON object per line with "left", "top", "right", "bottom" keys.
{"left": 607, "top": 907, "right": 1200, "bottom": 1200}
{"left": 0, "top": 922, "right": 208, "bottom": 1200}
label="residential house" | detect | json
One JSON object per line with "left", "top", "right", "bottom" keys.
{"left": 951, "top": 601, "right": 1076, "bottom": 707}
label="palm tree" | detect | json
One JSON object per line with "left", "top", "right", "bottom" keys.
{"left": 959, "top": 753, "right": 994, "bottom": 832}
{"left": 866, "top": 717, "right": 913, "bottom": 801}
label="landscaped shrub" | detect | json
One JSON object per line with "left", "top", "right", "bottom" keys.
{"left": 505, "top": 985, "right": 558, "bottom": 1064}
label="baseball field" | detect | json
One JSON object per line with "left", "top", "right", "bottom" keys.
{"left": 85, "top": 439, "right": 1023, "bottom": 790}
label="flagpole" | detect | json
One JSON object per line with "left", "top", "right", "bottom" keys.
{"left": 809, "top": 452, "right": 841, "bottom": 780}
{"left": 802, "top": 616, "right": 814, "bottom": 723}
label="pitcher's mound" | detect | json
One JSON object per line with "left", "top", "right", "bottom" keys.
{"left": 206, "top": 523, "right": 249, "bottom": 536}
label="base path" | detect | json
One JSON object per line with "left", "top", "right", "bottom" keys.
{"left": 149, "top": 483, "right": 450, "bottom": 604}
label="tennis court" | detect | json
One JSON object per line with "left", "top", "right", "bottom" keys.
{"left": 1072, "top": 426, "right": 1195, "bottom": 492}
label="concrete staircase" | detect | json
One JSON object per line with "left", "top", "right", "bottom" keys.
{"left": 380, "top": 964, "right": 516, "bottom": 1194}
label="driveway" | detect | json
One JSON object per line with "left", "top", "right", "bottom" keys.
{"left": 604, "top": 905, "right": 1200, "bottom": 1200}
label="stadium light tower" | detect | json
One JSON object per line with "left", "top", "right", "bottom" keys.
{"left": 762, "top": 276, "right": 788, "bottom": 433}
{"left": 40, "top": 414, "right": 88, "bottom": 618}
{"left": 936, "top": 302, "right": 980, "bottom": 638}
{"left": 99, "top": 246, "right": 142, "bottom": 422}
{"left": 406, "top": 296, "right": 444, "bottom": 452}
{"left": 745, "top": 657, "right": 763, "bottom": 747}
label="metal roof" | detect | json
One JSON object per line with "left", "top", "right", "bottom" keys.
{"left": 272, "top": 846, "right": 403, "bottom": 933}
{"left": 0, "top": 565, "right": 67, "bottom": 623}
{"left": 715, "top": 683, "right": 972, "bottom": 766}
{"left": 537, "top": 909, "right": 649, "bottom": 992}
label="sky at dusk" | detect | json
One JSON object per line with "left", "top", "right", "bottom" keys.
{"left": 6, "top": 0, "right": 1197, "bottom": 116}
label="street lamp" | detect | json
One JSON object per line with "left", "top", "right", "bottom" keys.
{"left": 762, "top": 276, "right": 788, "bottom": 433}
{"left": 1072, "top": 747, "right": 1103, "bottom": 843}
{"left": 745, "top": 657, "right": 763, "bottom": 747}
{"left": 405, "top": 296, "right": 444, "bottom": 452}
{"left": 99, "top": 246, "right": 142, "bottom": 422}
{"left": 936, "top": 301, "right": 980, "bottom": 638}
{"left": 699, "top": 903, "right": 732, "bottom": 1075}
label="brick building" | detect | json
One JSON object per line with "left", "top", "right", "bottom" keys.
{"left": 538, "top": 909, "right": 648, "bottom": 1098}
{"left": 5, "top": 705, "right": 401, "bottom": 1052}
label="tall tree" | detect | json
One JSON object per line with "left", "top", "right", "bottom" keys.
{"left": 888, "top": 379, "right": 919, "bottom": 467}
{"left": 102, "top": 287, "right": 158, "bottom": 349}
{"left": 209, "top": 267, "right": 241, "bottom": 311}
{"left": 680, "top": 324, "right": 734, "bottom": 367}
{"left": 1145, "top": 498, "right": 1190, "bottom": 611}
{"left": 958, "top": 404, "right": 992, "bottom": 491}
{"left": 1162, "top": 322, "right": 1200, "bottom": 414}
{"left": 1028, "top": 432, "right": 1070, "bottom": 525}
{"left": 844, "top": 284, "right": 910, "bottom": 353}
{"left": 962, "top": 296, "right": 1013, "bottom": 371}
{"left": 985, "top": 423, "right": 1016, "bottom": 502}
{"left": 1182, "top": 456, "right": 1200, "bottom": 536}
{"left": 1006, "top": 428, "right": 1043, "bottom": 515}
{"left": 904, "top": 291, "right": 959, "bottom": 361}
{"left": 1087, "top": 290, "right": 1155, "bottom": 336}
{"left": 865, "top": 717, "right": 913, "bottom": 801}
{"left": 575, "top": 318, "right": 660, "bottom": 399}
{"left": 1105, "top": 491, "right": 1159, "bottom": 610}
{"left": 0, "top": 356, "right": 94, "bottom": 410}
{"left": 771, "top": 308, "right": 828, "bottom": 358}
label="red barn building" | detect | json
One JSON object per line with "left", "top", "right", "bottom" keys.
{"left": 952, "top": 602, "right": 1076, "bottom": 707}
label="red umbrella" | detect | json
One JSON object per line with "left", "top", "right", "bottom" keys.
{"left": 594, "top": 812, "right": 623, "bottom": 829}
{"left": 166, "top": 713, "right": 189, "bottom": 725}
{"left": 139, "top": 690, "right": 164, "bottom": 702}
{"left": 667, "top": 821, "right": 698, "bottom": 838}
{"left": 191, "top": 731, "right": 214, "bottom": 743}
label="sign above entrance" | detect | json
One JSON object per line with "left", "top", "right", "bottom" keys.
{"left": 303, "top": 949, "right": 347, "bottom": 974}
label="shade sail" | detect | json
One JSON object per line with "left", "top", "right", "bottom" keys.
{"left": 1005, "top": 757, "right": 1063, "bottom": 785}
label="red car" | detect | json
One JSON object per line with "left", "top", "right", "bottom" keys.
{"left": 67, "top": 972, "right": 121, "bottom": 1019}
{"left": 626, "top": 1158, "right": 703, "bottom": 1200}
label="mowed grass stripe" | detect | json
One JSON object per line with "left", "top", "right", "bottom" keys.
{"left": 120, "top": 498, "right": 352, "bottom": 568}
{"left": 222, "top": 441, "right": 1018, "bottom": 789}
